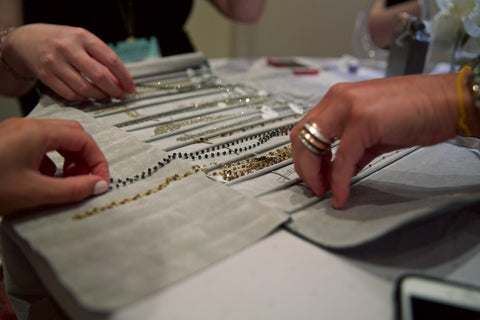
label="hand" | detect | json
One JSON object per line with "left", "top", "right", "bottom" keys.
{"left": 209, "top": 0, "right": 266, "bottom": 23}
{"left": 0, "top": 281, "right": 16, "bottom": 320}
{"left": 2, "top": 23, "right": 135, "bottom": 101}
{"left": 291, "top": 73, "right": 475, "bottom": 209}
{"left": 0, "top": 118, "right": 110, "bottom": 216}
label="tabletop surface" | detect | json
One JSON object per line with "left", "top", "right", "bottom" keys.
{"left": 3, "top": 55, "right": 480, "bottom": 320}
{"left": 112, "top": 57, "right": 480, "bottom": 320}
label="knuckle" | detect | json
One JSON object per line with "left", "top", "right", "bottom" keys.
{"left": 104, "top": 52, "right": 122, "bottom": 68}
{"left": 327, "top": 82, "right": 358, "bottom": 105}
{"left": 327, "top": 82, "right": 349, "bottom": 97}
{"left": 51, "top": 38, "right": 74, "bottom": 56}
{"left": 36, "top": 68, "right": 49, "bottom": 80}
{"left": 76, "top": 82, "right": 91, "bottom": 96}
{"left": 70, "top": 27, "right": 90, "bottom": 40}
{"left": 88, "top": 69, "right": 108, "bottom": 83}
{"left": 38, "top": 53, "right": 57, "bottom": 69}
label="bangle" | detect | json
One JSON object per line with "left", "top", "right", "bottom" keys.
{"left": 456, "top": 65, "right": 473, "bottom": 137}
{"left": 0, "top": 27, "right": 36, "bottom": 82}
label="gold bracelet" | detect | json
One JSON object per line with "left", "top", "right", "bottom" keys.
{"left": 456, "top": 65, "right": 473, "bottom": 137}
{"left": 0, "top": 27, "right": 36, "bottom": 82}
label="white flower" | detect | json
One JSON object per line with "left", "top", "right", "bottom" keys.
{"left": 431, "top": 0, "right": 480, "bottom": 51}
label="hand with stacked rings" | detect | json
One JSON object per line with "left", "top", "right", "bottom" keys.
{"left": 290, "top": 72, "right": 480, "bottom": 209}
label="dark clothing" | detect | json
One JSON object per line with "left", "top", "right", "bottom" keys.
{"left": 23, "top": 0, "right": 195, "bottom": 56}
{"left": 20, "top": 0, "right": 195, "bottom": 114}
{"left": 386, "top": 0, "right": 413, "bottom": 7}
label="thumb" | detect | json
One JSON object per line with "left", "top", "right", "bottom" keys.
{"left": 33, "top": 174, "right": 109, "bottom": 206}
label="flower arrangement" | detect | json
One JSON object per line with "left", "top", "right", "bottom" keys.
{"left": 430, "top": 0, "right": 480, "bottom": 52}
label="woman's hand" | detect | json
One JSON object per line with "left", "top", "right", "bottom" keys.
{"left": 2, "top": 24, "right": 135, "bottom": 101}
{"left": 291, "top": 73, "right": 477, "bottom": 208}
{"left": 0, "top": 118, "right": 110, "bottom": 216}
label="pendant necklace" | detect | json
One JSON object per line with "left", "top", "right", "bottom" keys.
{"left": 118, "top": 0, "right": 135, "bottom": 40}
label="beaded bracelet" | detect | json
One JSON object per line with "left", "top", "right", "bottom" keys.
{"left": 456, "top": 65, "right": 473, "bottom": 137}
{"left": 0, "top": 27, "right": 36, "bottom": 81}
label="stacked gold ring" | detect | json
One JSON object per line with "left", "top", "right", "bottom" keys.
{"left": 298, "top": 120, "right": 332, "bottom": 154}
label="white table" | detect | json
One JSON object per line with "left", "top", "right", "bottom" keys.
{"left": 110, "top": 58, "right": 480, "bottom": 320}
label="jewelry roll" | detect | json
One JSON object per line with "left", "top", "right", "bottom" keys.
{"left": 303, "top": 121, "right": 332, "bottom": 145}
{"left": 298, "top": 128, "right": 330, "bottom": 154}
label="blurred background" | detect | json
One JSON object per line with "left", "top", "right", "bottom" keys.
{"left": 0, "top": 0, "right": 375, "bottom": 120}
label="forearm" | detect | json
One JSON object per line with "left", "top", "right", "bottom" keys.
{"left": 209, "top": 0, "right": 267, "bottom": 23}
{"left": 0, "top": 0, "right": 36, "bottom": 96}
{"left": 0, "top": 52, "right": 37, "bottom": 98}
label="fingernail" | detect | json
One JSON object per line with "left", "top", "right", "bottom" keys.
{"left": 93, "top": 180, "right": 109, "bottom": 195}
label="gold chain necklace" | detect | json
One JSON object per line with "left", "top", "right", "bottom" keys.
{"left": 73, "top": 165, "right": 204, "bottom": 220}
{"left": 73, "top": 144, "right": 293, "bottom": 220}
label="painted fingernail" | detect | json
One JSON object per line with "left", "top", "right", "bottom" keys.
{"left": 93, "top": 180, "right": 109, "bottom": 195}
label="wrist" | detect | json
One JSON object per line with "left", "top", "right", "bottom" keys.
{"left": 456, "top": 65, "right": 480, "bottom": 138}
{"left": 0, "top": 27, "right": 36, "bottom": 82}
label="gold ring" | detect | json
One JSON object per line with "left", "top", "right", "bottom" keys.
{"left": 299, "top": 128, "right": 330, "bottom": 154}
{"left": 303, "top": 121, "right": 332, "bottom": 145}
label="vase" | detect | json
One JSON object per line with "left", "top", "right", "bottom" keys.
{"left": 450, "top": 29, "right": 480, "bottom": 71}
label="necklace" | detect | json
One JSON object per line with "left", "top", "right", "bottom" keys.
{"left": 75, "top": 125, "right": 295, "bottom": 220}
{"left": 82, "top": 74, "right": 233, "bottom": 116}
{"left": 74, "top": 144, "right": 293, "bottom": 220}
{"left": 179, "top": 124, "right": 293, "bottom": 161}
{"left": 107, "top": 156, "right": 171, "bottom": 191}
{"left": 108, "top": 124, "right": 293, "bottom": 191}
{"left": 175, "top": 113, "right": 298, "bottom": 142}
{"left": 116, "top": 95, "right": 266, "bottom": 129}
{"left": 93, "top": 105, "right": 141, "bottom": 118}
{"left": 154, "top": 114, "right": 233, "bottom": 135}
{"left": 207, "top": 145, "right": 292, "bottom": 182}
{"left": 135, "top": 73, "right": 214, "bottom": 90}
{"left": 73, "top": 165, "right": 204, "bottom": 220}
{"left": 118, "top": 0, "right": 135, "bottom": 39}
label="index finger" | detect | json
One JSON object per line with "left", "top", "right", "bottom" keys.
{"left": 330, "top": 124, "right": 369, "bottom": 209}
{"left": 290, "top": 123, "right": 331, "bottom": 196}
{"left": 85, "top": 39, "right": 136, "bottom": 94}
{"left": 41, "top": 120, "right": 110, "bottom": 181}
{"left": 298, "top": 84, "right": 365, "bottom": 208}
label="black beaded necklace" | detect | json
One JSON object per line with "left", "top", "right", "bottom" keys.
{"left": 107, "top": 124, "right": 294, "bottom": 191}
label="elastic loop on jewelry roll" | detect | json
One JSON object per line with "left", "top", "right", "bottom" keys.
{"left": 303, "top": 120, "right": 332, "bottom": 145}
